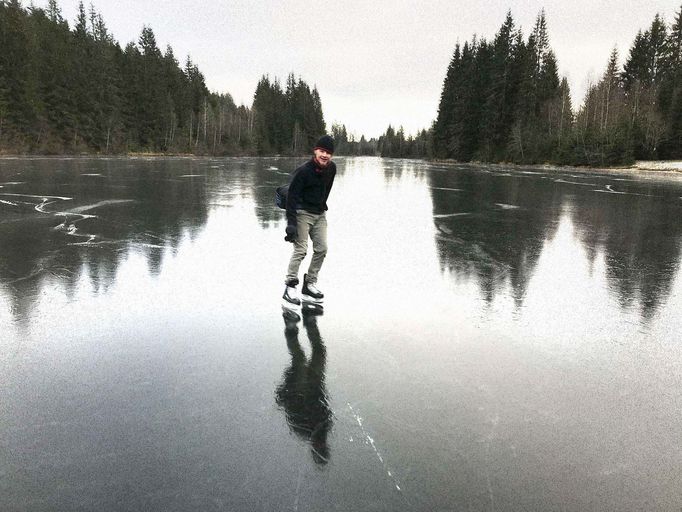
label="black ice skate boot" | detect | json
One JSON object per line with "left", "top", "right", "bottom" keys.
{"left": 302, "top": 274, "right": 324, "bottom": 304}
{"left": 282, "top": 279, "right": 301, "bottom": 308}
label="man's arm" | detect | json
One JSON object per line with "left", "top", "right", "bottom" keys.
{"left": 323, "top": 164, "right": 336, "bottom": 210}
{"left": 286, "top": 167, "right": 305, "bottom": 225}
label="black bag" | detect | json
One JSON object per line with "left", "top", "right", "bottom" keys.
{"left": 275, "top": 184, "right": 288, "bottom": 209}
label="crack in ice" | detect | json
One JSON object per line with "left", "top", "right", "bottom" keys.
{"left": 347, "top": 403, "right": 402, "bottom": 492}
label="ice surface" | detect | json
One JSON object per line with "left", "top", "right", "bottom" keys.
{"left": 1, "top": 156, "right": 681, "bottom": 511}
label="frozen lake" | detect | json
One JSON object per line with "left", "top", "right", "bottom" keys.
{"left": 1, "top": 156, "right": 682, "bottom": 511}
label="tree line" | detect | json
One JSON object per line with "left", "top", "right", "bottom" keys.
{"left": 329, "top": 123, "right": 431, "bottom": 159}
{"left": 432, "top": 7, "right": 682, "bottom": 165}
{"left": 3, "top": 0, "right": 682, "bottom": 163}
{"left": 0, "top": 0, "right": 331, "bottom": 155}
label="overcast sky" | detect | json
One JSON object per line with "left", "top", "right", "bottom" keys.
{"left": 45, "top": 0, "right": 681, "bottom": 139}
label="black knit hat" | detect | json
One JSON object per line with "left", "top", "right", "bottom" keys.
{"left": 314, "top": 135, "right": 334, "bottom": 154}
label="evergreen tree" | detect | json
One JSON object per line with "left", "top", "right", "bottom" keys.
{"left": 31, "top": 2, "right": 76, "bottom": 151}
{"left": 433, "top": 43, "right": 461, "bottom": 158}
{"left": 479, "top": 11, "right": 519, "bottom": 160}
{"left": 0, "top": 1, "right": 38, "bottom": 148}
{"left": 252, "top": 75, "right": 275, "bottom": 154}
{"left": 85, "top": 5, "right": 121, "bottom": 151}
{"left": 331, "top": 122, "right": 349, "bottom": 154}
{"left": 70, "top": 0, "right": 98, "bottom": 149}
{"left": 659, "top": 4, "right": 682, "bottom": 157}
{"left": 136, "top": 25, "right": 166, "bottom": 148}
{"left": 622, "top": 15, "right": 669, "bottom": 158}
{"left": 252, "top": 73, "right": 325, "bottom": 155}
{"left": 434, "top": 10, "right": 566, "bottom": 164}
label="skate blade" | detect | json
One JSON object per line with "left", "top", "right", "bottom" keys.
{"left": 281, "top": 298, "right": 302, "bottom": 311}
{"left": 301, "top": 293, "right": 324, "bottom": 304}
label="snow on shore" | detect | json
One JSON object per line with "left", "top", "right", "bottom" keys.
{"left": 634, "top": 161, "right": 682, "bottom": 172}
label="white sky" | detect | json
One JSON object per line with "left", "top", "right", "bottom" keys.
{"left": 43, "top": 0, "right": 681, "bottom": 139}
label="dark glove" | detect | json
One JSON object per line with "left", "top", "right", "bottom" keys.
{"left": 284, "top": 224, "right": 298, "bottom": 243}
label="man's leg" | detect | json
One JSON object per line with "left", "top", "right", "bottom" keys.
{"left": 285, "top": 211, "right": 313, "bottom": 285}
{"left": 306, "top": 213, "right": 328, "bottom": 284}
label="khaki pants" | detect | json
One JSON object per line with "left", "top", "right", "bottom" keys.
{"left": 286, "top": 210, "right": 328, "bottom": 285}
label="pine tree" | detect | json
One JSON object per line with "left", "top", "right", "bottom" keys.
{"left": 70, "top": 0, "right": 99, "bottom": 149}
{"left": 0, "top": 1, "right": 38, "bottom": 148}
{"left": 31, "top": 2, "right": 76, "bottom": 151}
{"left": 479, "top": 11, "right": 519, "bottom": 160}
{"left": 331, "top": 123, "right": 349, "bottom": 154}
{"left": 622, "top": 15, "right": 669, "bottom": 158}
{"left": 135, "top": 25, "right": 166, "bottom": 148}
{"left": 433, "top": 43, "right": 461, "bottom": 158}
{"left": 252, "top": 75, "right": 274, "bottom": 154}
{"left": 659, "top": 4, "right": 682, "bottom": 157}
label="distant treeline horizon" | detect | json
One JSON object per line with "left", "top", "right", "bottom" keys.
{"left": 1, "top": 1, "right": 682, "bottom": 165}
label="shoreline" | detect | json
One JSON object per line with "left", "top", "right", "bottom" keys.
{"left": 2, "top": 154, "right": 682, "bottom": 179}
{"left": 547, "top": 160, "right": 682, "bottom": 179}
{"left": 433, "top": 159, "right": 682, "bottom": 179}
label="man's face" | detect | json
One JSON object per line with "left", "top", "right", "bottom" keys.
{"left": 313, "top": 148, "right": 333, "bottom": 168}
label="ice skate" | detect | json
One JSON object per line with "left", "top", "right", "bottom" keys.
{"left": 282, "top": 282, "right": 301, "bottom": 309}
{"left": 302, "top": 273, "right": 324, "bottom": 305}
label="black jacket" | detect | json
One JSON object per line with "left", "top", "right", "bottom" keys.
{"left": 286, "top": 158, "right": 336, "bottom": 225}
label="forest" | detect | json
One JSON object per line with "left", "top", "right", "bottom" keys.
{"left": 0, "top": 0, "right": 343, "bottom": 155}
{"left": 1, "top": 1, "right": 682, "bottom": 164}
{"left": 432, "top": 7, "right": 682, "bottom": 165}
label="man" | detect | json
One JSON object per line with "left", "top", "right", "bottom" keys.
{"left": 283, "top": 135, "right": 336, "bottom": 307}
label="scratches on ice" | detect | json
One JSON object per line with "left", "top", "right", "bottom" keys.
{"left": 494, "top": 203, "right": 520, "bottom": 210}
{"left": 554, "top": 178, "right": 599, "bottom": 186}
{"left": 0, "top": 193, "right": 72, "bottom": 213}
{"left": 592, "top": 184, "right": 656, "bottom": 197}
{"left": 429, "top": 186, "right": 462, "bottom": 192}
{"left": 66, "top": 199, "right": 134, "bottom": 214}
{"left": 603, "top": 184, "right": 626, "bottom": 194}
{"left": 347, "top": 403, "right": 402, "bottom": 492}
{"left": 53, "top": 214, "right": 97, "bottom": 244}
{"left": 0, "top": 192, "right": 72, "bottom": 201}
{"left": 50, "top": 200, "right": 134, "bottom": 245}
{"left": 433, "top": 212, "right": 471, "bottom": 218}
{"left": 36, "top": 199, "right": 58, "bottom": 213}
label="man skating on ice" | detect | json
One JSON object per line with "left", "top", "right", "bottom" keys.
{"left": 282, "top": 135, "right": 336, "bottom": 307}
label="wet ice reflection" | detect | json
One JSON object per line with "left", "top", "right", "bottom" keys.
{"left": 277, "top": 309, "right": 332, "bottom": 465}
{"left": 1, "top": 156, "right": 682, "bottom": 511}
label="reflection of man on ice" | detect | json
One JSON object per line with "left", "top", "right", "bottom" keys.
{"left": 282, "top": 135, "right": 336, "bottom": 307}
{"left": 276, "top": 310, "right": 332, "bottom": 464}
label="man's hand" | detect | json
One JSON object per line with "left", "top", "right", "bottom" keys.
{"left": 284, "top": 224, "right": 298, "bottom": 242}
